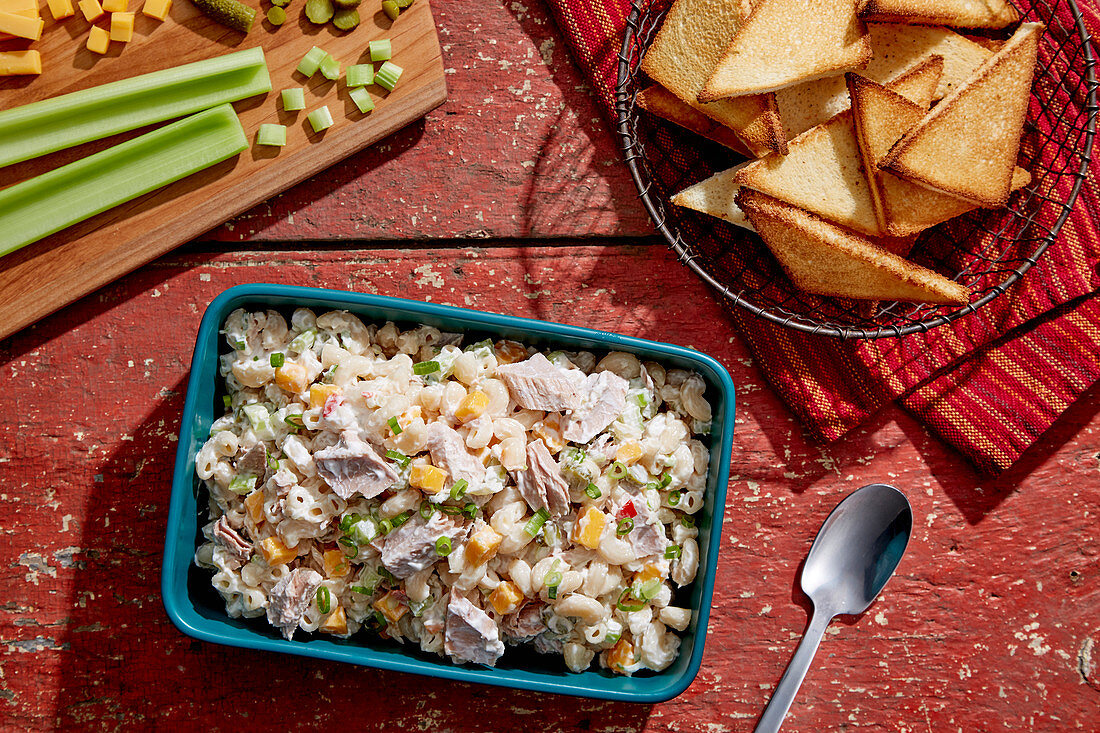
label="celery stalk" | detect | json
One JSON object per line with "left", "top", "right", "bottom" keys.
{"left": 0, "top": 48, "right": 269, "bottom": 169}
{"left": 0, "top": 104, "right": 248, "bottom": 258}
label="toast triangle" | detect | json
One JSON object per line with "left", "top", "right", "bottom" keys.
{"left": 732, "top": 57, "right": 942, "bottom": 237}
{"left": 847, "top": 73, "right": 1032, "bottom": 235}
{"left": 736, "top": 189, "right": 971, "bottom": 304}
{"left": 861, "top": 0, "right": 1019, "bottom": 29}
{"left": 776, "top": 23, "right": 992, "bottom": 139}
{"left": 883, "top": 23, "right": 1043, "bottom": 208}
{"left": 698, "top": 0, "right": 872, "bottom": 100}
{"left": 636, "top": 84, "right": 754, "bottom": 156}
{"left": 670, "top": 163, "right": 756, "bottom": 232}
{"left": 640, "top": 0, "right": 787, "bottom": 155}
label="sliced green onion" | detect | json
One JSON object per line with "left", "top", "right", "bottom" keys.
{"left": 604, "top": 631, "right": 621, "bottom": 644}
{"left": 227, "top": 473, "right": 257, "bottom": 495}
{"left": 350, "top": 585, "right": 371, "bottom": 595}
{"left": 668, "top": 490, "right": 681, "bottom": 507}
{"left": 348, "top": 86, "right": 375, "bottom": 114}
{"left": 369, "top": 39, "right": 392, "bottom": 61}
{"left": 352, "top": 519, "right": 380, "bottom": 545}
{"left": 435, "top": 536, "right": 452, "bottom": 556}
{"left": 635, "top": 578, "right": 661, "bottom": 601}
{"left": 523, "top": 507, "right": 550, "bottom": 536}
{"left": 346, "top": 63, "right": 374, "bottom": 88}
{"left": 355, "top": 567, "right": 382, "bottom": 595}
{"left": 266, "top": 452, "right": 279, "bottom": 472}
{"left": 387, "top": 416, "right": 402, "bottom": 434}
{"left": 222, "top": 395, "right": 232, "bottom": 409}
{"left": 269, "top": 352, "right": 285, "bottom": 367}
{"left": 316, "top": 586, "right": 331, "bottom": 614}
{"left": 371, "top": 609, "right": 387, "bottom": 627}
{"left": 378, "top": 518, "right": 394, "bottom": 535}
{"left": 233, "top": 339, "right": 246, "bottom": 350}
{"left": 288, "top": 328, "right": 315, "bottom": 351}
{"left": 0, "top": 105, "right": 249, "bottom": 259}
{"left": 665, "top": 545, "right": 682, "bottom": 559}
{"left": 374, "top": 60, "right": 403, "bottom": 91}
{"left": 297, "top": 46, "right": 328, "bottom": 77}
{"left": 0, "top": 48, "right": 269, "bottom": 171}
{"left": 284, "top": 413, "right": 305, "bottom": 431}
{"left": 391, "top": 510, "right": 411, "bottom": 528}
{"left": 378, "top": 567, "right": 397, "bottom": 582}
{"left": 412, "top": 360, "right": 440, "bottom": 376}
{"left": 608, "top": 461, "right": 627, "bottom": 480}
{"left": 462, "top": 502, "right": 478, "bottom": 519}
{"left": 440, "top": 505, "right": 462, "bottom": 515}
{"left": 681, "top": 516, "right": 695, "bottom": 528}
{"left": 384, "top": 449, "right": 410, "bottom": 467}
{"left": 319, "top": 54, "right": 341, "bottom": 81}
{"left": 584, "top": 483, "right": 601, "bottom": 499}
{"left": 307, "top": 106, "right": 334, "bottom": 133}
{"left": 544, "top": 571, "right": 562, "bottom": 588}
{"left": 616, "top": 517, "right": 634, "bottom": 535}
{"left": 256, "top": 123, "right": 286, "bottom": 147}
{"left": 636, "top": 393, "right": 647, "bottom": 408}
{"left": 659, "top": 472, "right": 672, "bottom": 488}
{"left": 616, "top": 586, "right": 645, "bottom": 613}
{"left": 419, "top": 501, "right": 434, "bottom": 520}
{"left": 337, "top": 535, "right": 358, "bottom": 552}
{"left": 449, "top": 479, "right": 468, "bottom": 501}
{"left": 340, "top": 512, "right": 362, "bottom": 532}
{"left": 547, "top": 585, "right": 558, "bottom": 599}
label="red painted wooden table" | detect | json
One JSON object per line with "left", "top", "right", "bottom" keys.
{"left": 2, "top": 1, "right": 1099, "bottom": 730}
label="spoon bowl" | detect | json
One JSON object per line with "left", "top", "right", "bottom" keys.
{"left": 754, "top": 484, "right": 913, "bottom": 733}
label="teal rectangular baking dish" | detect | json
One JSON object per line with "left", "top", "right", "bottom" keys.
{"left": 162, "top": 283, "right": 735, "bottom": 703}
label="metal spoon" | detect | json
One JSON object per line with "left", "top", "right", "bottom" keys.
{"left": 754, "top": 483, "right": 913, "bottom": 733}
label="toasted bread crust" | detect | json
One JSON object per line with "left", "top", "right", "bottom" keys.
{"left": 736, "top": 189, "right": 971, "bottom": 304}
{"left": 640, "top": 0, "right": 787, "bottom": 155}
{"left": 861, "top": 0, "right": 1019, "bottom": 29}
{"left": 882, "top": 23, "right": 1043, "bottom": 208}
{"left": 698, "top": 0, "right": 872, "bottom": 101}
{"left": 637, "top": 85, "right": 755, "bottom": 156}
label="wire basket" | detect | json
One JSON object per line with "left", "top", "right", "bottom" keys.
{"left": 615, "top": 0, "right": 1098, "bottom": 339}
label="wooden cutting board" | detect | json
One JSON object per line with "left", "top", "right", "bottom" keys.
{"left": 0, "top": 0, "right": 446, "bottom": 340}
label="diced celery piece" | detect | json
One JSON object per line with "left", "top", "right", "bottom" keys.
{"left": 348, "top": 86, "right": 374, "bottom": 114}
{"left": 307, "top": 106, "right": 334, "bottom": 132}
{"left": 374, "top": 60, "right": 402, "bottom": 91}
{"left": 288, "top": 328, "right": 315, "bottom": 352}
{"left": 256, "top": 123, "right": 286, "bottom": 147}
{"left": 296, "top": 45, "right": 328, "bottom": 77}
{"left": 0, "top": 105, "right": 247, "bottom": 259}
{"left": 319, "top": 54, "right": 340, "bottom": 81}
{"left": 0, "top": 48, "right": 268, "bottom": 169}
{"left": 369, "top": 39, "right": 391, "bottom": 61}
{"left": 345, "top": 63, "right": 373, "bottom": 87}
{"left": 281, "top": 87, "right": 305, "bottom": 111}
{"left": 242, "top": 403, "right": 276, "bottom": 440}
{"left": 228, "top": 474, "right": 257, "bottom": 495}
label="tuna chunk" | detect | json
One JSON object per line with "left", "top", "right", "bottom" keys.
{"left": 266, "top": 568, "right": 323, "bottom": 640}
{"left": 494, "top": 353, "right": 578, "bottom": 412}
{"left": 376, "top": 512, "right": 468, "bottom": 579}
{"left": 615, "top": 494, "right": 668, "bottom": 558}
{"left": 426, "top": 422, "right": 485, "bottom": 490}
{"left": 236, "top": 443, "right": 269, "bottom": 484}
{"left": 502, "top": 602, "right": 545, "bottom": 641}
{"left": 562, "top": 370, "right": 629, "bottom": 443}
{"left": 315, "top": 431, "right": 399, "bottom": 500}
{"left": 511, "top": 440, "right": 570, "bottom": 516}
{"left": 212, "top": 516, "right": 252, "bottom": 568}
{"left": 445, "top": 594, "right": 506, "bottom": 666}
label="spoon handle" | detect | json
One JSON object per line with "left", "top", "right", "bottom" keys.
{"left": 753, "top": 609, "right": 832, "bottom": 733}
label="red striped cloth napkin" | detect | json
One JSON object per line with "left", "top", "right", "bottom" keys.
{"left": 547, "top": 0, "right": 1100, "bottom": 472}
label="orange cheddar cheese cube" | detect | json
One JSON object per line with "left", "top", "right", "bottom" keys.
{"left": 0, "top": 9, "right": 43, "bottom": 39}
{"left": 323, "top": 549, "right": 350, "bottom": 578}
{"left": 0, "top": 50, "right": 41, "bottom": 75}
{"left": 109, "top": 11, "right": 133, "bottom": 41}
{"left": 319, "top": 605, "right": 347, "bottom": 635}
{"left": 274, "top": 361, "right": 310, "bottom": 393}
{"left": 46, "top": 0, "right": 75, "bottom": 20}
{"left": 78, "top": 0, "right": 103, "bottom": 21}
{"left": 465, "top": 525, "right": 503, "bottom": 566}
{"left": 101, "top": 0, "right": 125, "bottom": 11}
{"left": 615, "top": 440, "right": 643, "bottom": 466}
{"left": 373, "top": 590, "right": 408, "bottom": 624}
{"left": 309, "top": 383, "right": 340, "bottom": 409}
{"left": 244, "top": 489, "right": 265, "bottom": 524}
{"left": 571, "top": 505, "right": 608, "bottom": 549}
{"left": 140, "top": 0, "right": 169, "bottom": 20}
{"left": 409, "top": 463, "right": 446, "bottom": 494}
{"left": 86, "top": 24, "right": 110, "bottom": 54}
{"left": 634, "top": 561, "right": 664, "bottom": 585}
{"left": 259, "top": 536, "right": 296, "bottom": 566}
{"left": 607, "top": 637, "right": 636, "bottom": 675}
{"left": 454, "top": 391, "right": 489, "bottom": 423}
{"left": 489, "top": 581, "right": 525, "bottom": 615}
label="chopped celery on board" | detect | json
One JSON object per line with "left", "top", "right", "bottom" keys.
{"left": 281, "top": 87, "right": 306, "bottom": 111}
{"left": 0, "top": 48, "right": 269, "bottom": 169}
{"left": 296, "top": 45, "right": 327, "bottom": 76}
{"left": 319, "top": 53, "right": 340, "bottom": 80}
{"left": 345, "top": 63, "right": 372, "bottom": 87}
{"left": 0, "top": 104, "right": 248, "bottom": 259}
{"left": 374, "top": 60, "right": 402, "bottom": 91}
{"left": 348, "top": 86, "right": 374, "bottom": 113}
{"left": 256, "top": 123, "right": 286, "bottom": 146}
{"left": 369, "top": 39, "right": 391, "bottom": 61}
{"left": 307, "top": 106, "right": 334, "bottom": 132}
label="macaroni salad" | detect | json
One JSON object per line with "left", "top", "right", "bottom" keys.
{"left": 195, "top": 308, "right": 713, "bottom": 675}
